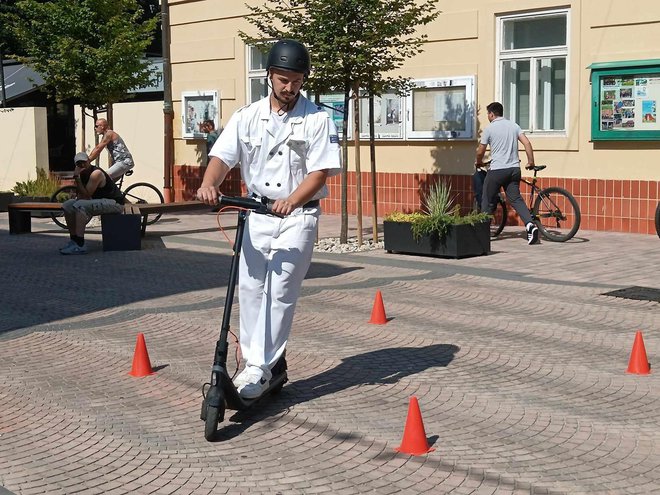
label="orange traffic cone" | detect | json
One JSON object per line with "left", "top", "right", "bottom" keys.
{"left": 129, "top": 333, "right": 154, "bottom": 377}
{"left": 626, "top": 331, "right": 651, "bottom": 375}
{"left": 395, "top": 397, "right": 435, "bottom": 455}
{"left": 368, "top": 290, "right": 388, "bottom": 324}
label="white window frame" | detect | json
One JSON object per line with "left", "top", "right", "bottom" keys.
{"left": 496, "top": 8, "right": 570, "bottom": 135}
{"left": 405, "top": 76, "right": 476, "bottom": 140}
{"left": 246, "top": 44, "right": 269, "bottom": 105}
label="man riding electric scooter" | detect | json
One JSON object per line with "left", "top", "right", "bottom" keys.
{"left": 196, "top": 39, "right": 342, "bottom": 439}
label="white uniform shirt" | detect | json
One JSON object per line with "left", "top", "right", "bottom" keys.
{"left": 209, "top": 95, "right": 341, "bottom": 201}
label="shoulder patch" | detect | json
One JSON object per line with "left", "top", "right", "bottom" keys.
{"left": 329, "top": 134, "right": 339, "bottom": 144}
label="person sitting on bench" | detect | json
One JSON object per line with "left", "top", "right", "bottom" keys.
{"left": 59, "top": 152, "right": 125, "bottom": 255}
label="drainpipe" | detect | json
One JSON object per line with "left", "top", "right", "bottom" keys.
{"left": 0, "top": 48, "right": 7, "bottom": 108}
{"left": 161, "top": 0, "right": 174, "bottom": 202}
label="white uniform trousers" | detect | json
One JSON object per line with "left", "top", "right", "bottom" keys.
{"left": 238, "top": 210, "right": 318, "bottom": 380}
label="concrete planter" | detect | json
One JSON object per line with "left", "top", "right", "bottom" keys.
{"left": 383, "top": 220, "right": 490, "bottom": 259}
{"left": 0, "top": 192, "right": 15, "bottom": 212}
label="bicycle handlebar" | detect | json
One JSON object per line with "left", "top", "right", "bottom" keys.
{"left": 218, "top": 195, "right": 284, "bottom": 218}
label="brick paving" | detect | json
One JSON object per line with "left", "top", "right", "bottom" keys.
{"left": 1, "top": 210, "right": 659, "bottom": 494}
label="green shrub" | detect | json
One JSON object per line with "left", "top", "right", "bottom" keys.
{"left": 384, "top": 180, "right": 490, "bottom": 241}
{"left": 12, "top": 169, "right": 61, "bottom": 197}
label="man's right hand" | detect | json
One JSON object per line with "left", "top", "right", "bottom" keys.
{"left": 196, "top": 185, "right": 220, "bottom": 205}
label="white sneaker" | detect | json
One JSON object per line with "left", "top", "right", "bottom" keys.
{"left": 238, "top": 366, "right": 270, "bottom": 399}
{"left": 232, "top": 368, "right": 252, "bottom": 389}
{"left": 87, "top": 216, "right": 102, "bottom": 229}
{"left": 60, "top": 242, "right": 88, "bottom": 255}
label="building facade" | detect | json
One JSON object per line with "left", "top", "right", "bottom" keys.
{"left": 168, "top": 0, "right": 660, "bottom": 235}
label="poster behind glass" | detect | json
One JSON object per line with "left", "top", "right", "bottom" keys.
{"left": 182, "top": 91, "right": 219, "bottom": 139}
{"left": 599, "top": 75, "right": 659, "bottom": 131}
{"left": 359, "top": 92, "right": 404, "bottom": 139}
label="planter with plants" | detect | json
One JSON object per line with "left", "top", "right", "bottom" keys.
{"left": 0, "top": 191, "right": 15, "bottom": 212}
{"left": 383, "top": 180, "right": 491, "bottom": 259}
{"left": 11, "top": 169, "right": 62, "bottom": 217}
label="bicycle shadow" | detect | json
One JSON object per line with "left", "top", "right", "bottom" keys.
{"left": 213, "top": 343, "right": 459, "bottom": 441}
{"left": 492, "top": 230, "right": 590, "bottom": 243}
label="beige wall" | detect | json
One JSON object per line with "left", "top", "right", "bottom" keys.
{"left": 0, "top": 107, "right": 48, "bottom": 192}
{"left": 169, "top": 0, "right": 660, "bottom": 182}
{"left": 75, "top": 101, "right": 165, "bottom": 192}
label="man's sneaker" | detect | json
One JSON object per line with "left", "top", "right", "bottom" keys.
{"left": 87, "top": 216, "right": 102, "bottom": 229}
{"left": 60, "top": 242, "right": 88, "bottom": 255}
{"left": 238, "top": 366, "right": 270, "bottom": 399}
{"left": 526, "top": 223, "right": 539, "bottom": 245}
{"left": 232, "top": 368, "right": 252, "bottom": 390}
{"left": 59, "top": 240, "right": 76, "bottom": 253}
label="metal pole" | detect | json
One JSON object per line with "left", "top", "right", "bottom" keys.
{"left": 0, "top": 48, "right": 7, "bottom": 108}
{"left": 161, "top": 0, "right": 174, "bottom": 202}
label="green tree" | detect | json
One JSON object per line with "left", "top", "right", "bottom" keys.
{"left": 9, "top": 0, "right": 158, "bottom": 111}
{"left": 241, "top": 0, "right": 440, "bottom": 244}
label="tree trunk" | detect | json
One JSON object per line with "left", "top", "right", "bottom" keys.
{"left": 352, "top": 81, "right": 362, "bottom": 246}
{"left": 369, "top": 86, "right": 378, "bottom": 243}
{"left": 340, "top": 83, "right": 350, "bottom": 244}
{"left": 92, "top": 108, "right": 100, "bottom": 166}
{"left": 81, "top": 105, "right": 86, "bottom": 150}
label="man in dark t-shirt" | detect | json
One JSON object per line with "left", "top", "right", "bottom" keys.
{"left": 59, "top": 152, "right": 125, "bottom": 255}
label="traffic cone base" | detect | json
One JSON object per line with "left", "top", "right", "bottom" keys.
{"left": 369, "top": 290, "right": 388, "bottom": 325}
{"left": 626, "top": 331, "right": 651, "bottom": 375}
{"left": 129, "top": 333, "right": 154, "bottom": 377}
{"left": 395, "top": 396, "right": 435, "bottom": 456}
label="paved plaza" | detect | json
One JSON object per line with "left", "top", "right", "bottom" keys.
{"left": 1, "top": 210, "right": 659, "bottom": 494}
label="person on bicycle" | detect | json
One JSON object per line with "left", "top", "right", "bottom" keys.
{"left": 476, "top": 101, "right": 539, "bottom": 245}
{"left": 59, "top": 152, "right": 125, "bottom": 255}
{"left": 88, "top": 118, "right": 135, "bottom": 180}
{"left": 196, "top": 39, "right": 341, "bottom": 399}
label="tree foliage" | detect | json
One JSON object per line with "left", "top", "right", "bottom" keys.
{"left": 9, "top": 0, "right": 158, "bottom": 109}
{"left": 240, "top": 0, "right": 440, "bottom": 97}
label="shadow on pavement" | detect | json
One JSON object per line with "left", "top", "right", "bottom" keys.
{"left": 0, "top": 232, "right": 362, "bottom": 335}
{"left": 216, "top": 343, "right": 459, "bottom": 441}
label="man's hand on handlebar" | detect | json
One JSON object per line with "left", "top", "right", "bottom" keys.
{"left": 196, "top": 185, "right": 220, "bottom": 205}
{"left": 270, "top": 199, "right": 296, "bottom": 217}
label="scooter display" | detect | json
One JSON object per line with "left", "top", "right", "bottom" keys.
{"left": 200, "top": 195, "right": 288, "bottom": 441}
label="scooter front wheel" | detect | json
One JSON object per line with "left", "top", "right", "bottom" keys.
{"left": 204, "top": 403, "right": 224, "bottom": 441}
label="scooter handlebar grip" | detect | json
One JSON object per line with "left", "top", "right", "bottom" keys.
{"left": 218, "top": 195, "right": 284, "bottom": 218}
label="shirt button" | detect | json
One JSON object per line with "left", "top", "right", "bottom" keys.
{"left": 276, "top": 183, "right": 281, "bottom": 187}
{"left": 265, "top": 182, "right": 270, "bottom": 186}
{"left": 278, "top": 151, "right": 283, "bottom": 155}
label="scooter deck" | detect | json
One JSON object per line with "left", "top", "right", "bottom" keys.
{"left": 221, "top": 371, "right": 288, "bottom": 411}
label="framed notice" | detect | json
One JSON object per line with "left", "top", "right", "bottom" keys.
{"left": 358, "top": 91, "right": 405, "bottom": 140}
{"left": 308, "top": 92, "right": 352, "bottom": 139}
{"left": 590, "top": 60, "right": 660, "bottom": 141}
{"left": 181, "top": 90, "right": 219, "bottom": 139}
{"left": 405, "top": 76, "right": 476, "bottom": 140}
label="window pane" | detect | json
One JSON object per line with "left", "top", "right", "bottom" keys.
{"left": 249, "top": 46, "right": 268, "bottom": 71}
{"left": 502, "top": 60, "right": 530, "bottom": 129}
{"left": 503, "top": 15, "right": 566, "bottom": 50}
{"left": 536, "top": 58, "right": 566, "bottom": 130}
{"left": 249, "top": 77, "right": 268, "bottom": 103}
{"left": 412, "top": 86, "right": 466, "bottom": 132}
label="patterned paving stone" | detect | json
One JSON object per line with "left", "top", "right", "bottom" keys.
{"left": 1, "top": 212, "right": 659, "bottom": 494}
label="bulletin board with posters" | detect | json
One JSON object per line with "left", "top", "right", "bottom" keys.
{"left": 181, "top": 90, "right": 219, "bottom": 139}
{"left": 590, "top": 60, "right": 660, "bottom": 141}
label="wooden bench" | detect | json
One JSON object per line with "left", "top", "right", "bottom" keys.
{"left": 7, "top": 200, "right": 212, "bottom": 250}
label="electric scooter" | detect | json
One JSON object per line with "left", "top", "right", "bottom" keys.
{"left": 200, "top": 195, "right": 288, "bottom": 441}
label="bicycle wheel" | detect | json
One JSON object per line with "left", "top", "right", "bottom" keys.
{"left": 490, "top": 196, "right": 508, "bottom": 238}
{"left": 533, "top": 186, "right": 581, "bottom": 242}
{"left": 655, "top": 202, "right": 660, "bottom": 238}
{"left": 50, "top": 185, "right": 79, "bottom": 229}
{"left": 123, "top": 182, "right": 164, "bottom": 225}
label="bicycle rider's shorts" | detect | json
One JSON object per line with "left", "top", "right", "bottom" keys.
{"left": 62, "top": 198, "right": 123, "bottom": 221}
{"left": 107, "top": 159, "right": 134, "bottom": 180}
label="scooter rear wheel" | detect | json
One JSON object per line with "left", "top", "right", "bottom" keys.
{"left": 204, "top": 403, "right": 224, "bottom": 441}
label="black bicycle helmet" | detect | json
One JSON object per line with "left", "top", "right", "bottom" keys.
{"left": 266, "top": 39, "right": 311, "bottom": 75}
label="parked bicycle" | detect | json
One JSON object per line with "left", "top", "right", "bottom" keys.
{"left": 655, "top": 201, "right": 660, "bottom": 238}
{"left": 477, "top": 164, "right": 581, "bottom": 242}
{"left": 50, "top": 169, "right": 164, "bottom": 229}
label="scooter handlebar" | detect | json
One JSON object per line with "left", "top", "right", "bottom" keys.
{"left": 218, "top": 195, "right": 284, "bottom": 218}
